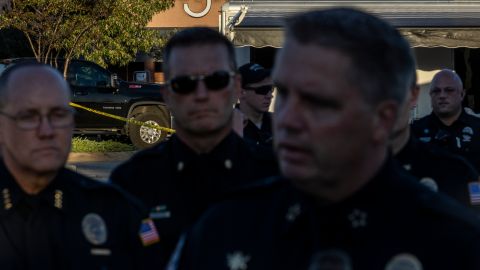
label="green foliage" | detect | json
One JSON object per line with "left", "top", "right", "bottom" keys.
{"left": 0, "top": 0, "right": 174, "bottom": 73}
{"left": 0, "top": 28, "right": 33, "bottom": 59}
{"left": 72, "top": 137, "right": 135, "bottom": 152}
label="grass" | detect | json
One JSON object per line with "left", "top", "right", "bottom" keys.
{"left": 72, "top": 136, "right": 136, "bottom": 153}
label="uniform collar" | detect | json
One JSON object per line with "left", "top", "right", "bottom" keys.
{"left": 245, "top": 112, "right": 272, "bottom": 131}
{"left": 0, "top": 160, "right": 69, "bottom": 216}
{"left": 457, "top": 109, "right": 471, "bottom": 124}
{"left": 430, "top": 109, "right": 469, "bottom": 128}
{"left": 170, "top": 132, "right": 242, "bottom": 173}
{"left": 280, "top": 157, "right": 412, "bottom": 234}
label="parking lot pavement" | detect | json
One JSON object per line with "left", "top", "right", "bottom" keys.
{"left": 66, "top": 152, "right": 135, "bottom": 182}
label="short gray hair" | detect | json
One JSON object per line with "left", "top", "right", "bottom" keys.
{"left": 285, "top": 8, "right": 416, "bottom": 106}
{"left": 162, "top": 27, "right": 237, "bottom": 80}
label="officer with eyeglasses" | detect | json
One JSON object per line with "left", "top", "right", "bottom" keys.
{"left": 237, "top": 63, "right": 274, "bottom": 149}
{"left": 0, "top": 63, "right": 152, "bottom": 270}
{"left": 110, "top": 27, "right": 278, "bottom": 268}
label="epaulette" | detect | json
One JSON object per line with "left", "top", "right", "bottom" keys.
{"left": 129, "top": 139, "right": 169, "bottom": 160}
{"left": 64, "top": 168, "right": 147, "bottom": 213}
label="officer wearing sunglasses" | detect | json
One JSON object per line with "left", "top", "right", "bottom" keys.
{"left": 110, "top": 27, "right": 278, "bottom": 268}
{"left": 237, "top": 63, "right": 274, "bottom": 149}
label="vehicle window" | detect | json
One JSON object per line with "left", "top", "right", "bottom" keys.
{"left": 67, "top": 62, "right": 110, "bottom": 88}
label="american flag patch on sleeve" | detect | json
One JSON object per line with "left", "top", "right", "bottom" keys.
{"left": 468, "top": 182, "right": 480, "bottom": 205}
{"left": 139, "top": 218, "right": 160, "bottom": 246}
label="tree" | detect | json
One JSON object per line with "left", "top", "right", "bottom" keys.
{"left": 0, "top": 28, "right": 33, "bottom": 59}
{"left": 0, "top": 0, "right": 174, "bottom": 76}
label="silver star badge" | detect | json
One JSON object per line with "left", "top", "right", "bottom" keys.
{"left": 348, "top": 209, "right": 367, "bottom": 229}
{"left": 227, "top": 251, "right": 251, "bottom": 270}
{"left": 285, "top": 203, "right": 301, "bottom": 222}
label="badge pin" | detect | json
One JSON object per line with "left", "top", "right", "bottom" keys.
{"left": 82, "top": 213, "right": 108, "bottom": 245}
{"left": 423, "top": 129, "right": 429, "bottom": 134}
{"left": 227, "top": 251, "right": 251, "bottom": 270}
{"left": 348, "top": 209, "right": 367, "bottom": 229}
{"left": 224, "top": 159, "right": 233, "bottom": 170}
{"left": 456, "top": 137, "right": 462, "bottom": 148}
{"left": 150, "top": 205, "right": 171, "bottom": 219}
{"left": 54, "top": 190, "right": 63, "bottom": 209}
{"left": 385, "top": 253, "right": 423, "bottom": 270}
{"left": 463, "top": 126, "right": 474, "bottom": 135}
{"left": 403, "top": 164, "right": 412, "bottom": 171}
{"left": 308, "top": 249, "right": 352, "bottom": 270}
{"left": 419, "top": 137, "right": 431, "bottom": 143}
{"left": 139, "top": 218, "right": 160, "bottom": 246}
{"left": 285, "top": 203, "right": 301, "bottom": 222}
{"left": 177, "top": 162, "right": 184, "bottom": 172}
{"left": 90, "top": 248, "right": 111, "bottom": 256}
{"left": 419, "top": 177, "right": 438, "bottom": 192}
{"left": 468, "top": 182, "right": 480, "bottom": 206}
{"left": 2, "top": 188, "right": 12, "bottom": 210}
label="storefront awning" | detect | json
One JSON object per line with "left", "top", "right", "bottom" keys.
{"left": 223, "top": 1, "right": 480, "bottom": 48}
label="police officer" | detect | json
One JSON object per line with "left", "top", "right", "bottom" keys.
{"left": 172, "top": 9, "right": 480, "bottom": 269}
{"left": 412, "top": 69, "right": 480, "bottom": 171}
{"left": 392, "top": 73, "right": 480, "bottom": 212}
{"left": 237, "top": 63, "right": 274, "bottom": 148}
{"left": 0, "top": 63, "right": 149, "bottom": 269}
{"left": 110, "top": 28, "right": 278, "bottom": 268}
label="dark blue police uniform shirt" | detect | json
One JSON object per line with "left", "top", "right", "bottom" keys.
{"left": 395, "top": 135, "right": 480, "bottom": 212}
{"left": 110, "top": 131, "right": 279, "bottom": 268}
{"left": 242, "top": 112, "right": 276, "bottom": 165}
{"left": 0, "top": 160, "right": 147, "bottom": 270}
{"left": 412, "top": 110, "right": 480, "bottom": 171}
{"left": 243, "top": 112, "right": 273, "bottom": 147}
{"left": 176, "top": 158, "right": 480, "bottom": 270}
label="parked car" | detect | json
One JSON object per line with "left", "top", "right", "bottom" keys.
{"left": 0, "top": 58, "right": 172, "bottom": 149}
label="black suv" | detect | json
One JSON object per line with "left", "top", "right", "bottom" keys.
{"left": 0, "top": 58, "right": 172, "bottom": 149}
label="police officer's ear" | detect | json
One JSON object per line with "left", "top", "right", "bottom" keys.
{"left": 460, "top": 88, "right": 466, "bottom": 100}
{"left": 409, "top": 85, "right": 420, "bottom": 110}
{"left": 371, "top": 100, "right": 399, "bottom": 144}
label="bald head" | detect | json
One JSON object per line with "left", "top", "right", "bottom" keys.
{"left": 429, "top": 69, "right": 465, "bottom": 121}
{"left": 430, "top": 69, "right": 463, "bottom": 91}
{"left": 0, "top": 63, "right": 71, "bottom": 110}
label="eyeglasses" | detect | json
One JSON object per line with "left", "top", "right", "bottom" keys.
{"left": 243, "top": 85, "right": 274, "bottom": 95}
{"left": 0, "top": 108, "right": 75, "bottom": 130}
{"left": 167, "top": 70, "right": 236, "bottom": 95}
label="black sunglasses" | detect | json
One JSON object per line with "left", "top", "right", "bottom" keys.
{"left": 243, "top": 85, "right": 274, "bottom": 95}
{"left": 167, "top": 70, "right": 236, "bottom": 95}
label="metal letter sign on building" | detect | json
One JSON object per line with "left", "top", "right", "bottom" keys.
{"left": 184, "top": 0, "right": 212, "bottom": 18}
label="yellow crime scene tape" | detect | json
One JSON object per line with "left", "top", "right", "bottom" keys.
{"left": 69, "top": 102, "right": 176, "bottom": 134}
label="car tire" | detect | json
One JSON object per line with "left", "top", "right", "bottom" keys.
{"left": 128, "top": 112, "right": 169, "bottom": 149}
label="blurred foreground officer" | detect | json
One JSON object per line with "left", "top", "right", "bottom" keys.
{"left": 0, "top": 63, "right": 147, "bottom": 270}
{"left": 412, "top": 69, "right": 480, "bottom": 170}
{"left": 173, "top": 9, "right": 480, "bottom": 270}
{"left": 237, "top": 63, "right": 274, "bottom": 147}
{"left": 393, "top": 73, "right": 480, "bottom": 212}
{"left": 110, "top": 28, "right": 278, "bottom": 268}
